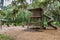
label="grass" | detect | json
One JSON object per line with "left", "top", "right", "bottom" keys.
{"left": 0, "top": 34, "right": 14, "bottom": 40}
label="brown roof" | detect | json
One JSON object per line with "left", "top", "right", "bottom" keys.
{"left": 28, "top": 8, "right": 43, "bottom": 11}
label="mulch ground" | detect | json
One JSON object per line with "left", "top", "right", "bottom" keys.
{"left": 0, "top": 26, "right": 60, "bottom": 40}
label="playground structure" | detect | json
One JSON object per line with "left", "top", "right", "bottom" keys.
{"left": 0, "top": 8, "right": 58, "bottom": 30}
{"left": 28, "top": 8, "right": 57, "bottom": 30}
{"left": 0, "top": 19, "right": 9, "bottom": 29}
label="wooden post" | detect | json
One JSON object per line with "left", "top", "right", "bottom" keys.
{"left": 0, "top": 20, "right": 2, "bottom": 29}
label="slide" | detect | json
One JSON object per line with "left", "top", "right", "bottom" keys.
{"left": 44, "top": 14, "right": 57, "bottom": 29}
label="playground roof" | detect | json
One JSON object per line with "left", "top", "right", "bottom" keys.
{"left": 28, "top": 8, "right": 43, "bottom": 11}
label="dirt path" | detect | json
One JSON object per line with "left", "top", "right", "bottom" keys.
{"left": 0, "top": 26, "right": 60, "bottom": 40}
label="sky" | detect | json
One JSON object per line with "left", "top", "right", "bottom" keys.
{"left": 3, "top": 0, "right": 13, "bottom": 6}
{"left": 26, "top": 0, "right": 31, "bottom": 4}
{"left": 4, "top": 0, "right": 31, "bottom": 6}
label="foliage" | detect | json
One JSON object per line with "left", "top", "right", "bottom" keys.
{"left": 0, "top": 34, "right": 14, "bottom": 40}
{"left": 0, "top": 0, "right": 60, "bottom": 26}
